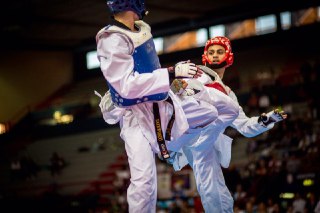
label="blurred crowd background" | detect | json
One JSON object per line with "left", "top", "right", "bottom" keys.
{"left": 1, "top": 1, "right": 320, "bottom": 212}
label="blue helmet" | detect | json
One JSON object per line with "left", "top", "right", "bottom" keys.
{"left": 107, "top": 0, "right": 146, "bottom": 19}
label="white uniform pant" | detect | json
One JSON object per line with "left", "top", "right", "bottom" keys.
{"left": 121, "top": 114, "right": 157, "bottom": 213}
{"left": 182, "top": 134, "right": 234, "bottom": 213}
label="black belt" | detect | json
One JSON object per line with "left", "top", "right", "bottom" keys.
{"left": 153, "top": 97, "right": 175, "bottom": 159}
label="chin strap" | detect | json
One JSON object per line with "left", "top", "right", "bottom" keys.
{"left": 207, "top": 61, "right": 228, "bottom": 69}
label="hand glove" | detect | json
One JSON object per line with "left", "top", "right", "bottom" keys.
{"left": 94, "top": 90, "right": 115, "bottom": 113}
{"left": 258, "top": 109, "right": 287, "bottom": 127}
{"left": 170, "top": 79, "right": 188, "bottom": 95}
{"left": 168, "top": 60, "right": 202, "bottom": 78}
{"left": 157, "top": 151, "right": 176, "bottom": 165}
{"left": 181, "top": 79, "right": 204, "bottom": 96}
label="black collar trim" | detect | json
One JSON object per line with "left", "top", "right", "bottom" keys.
{"left": 110, "top": 18, "right": 138, "bottom": 31}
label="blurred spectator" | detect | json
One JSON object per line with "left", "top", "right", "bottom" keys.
{"left": 234, "top": 204, "right": 245, "bottom": 213}
{"left": 258, "top": 90, "right": 271, "bottom": 113}
{"left": 21, "top": 155, "right": 39, "bottom": 180}
{"left": 114, "top": 190, "right": 127, "bottom": 212}
{"left": 49, "top": 152, "right": 66, "bottom": 177}
{"left": 266, "top": 198, "right": 277, "bottom": 213}
{"left": 233, "top": 184, "right": 247, "bottom": 208}
{"left": 271, "top": 203, "right": 281, "bottom": 213}
{"left": 246, "top": 138, "right": 258, "bottom": 154}
{"left": 313, "top": 60, "right": 320, "bottom": 119}
{"left": 256, "top": 158, "right": 268, "bottom": 177}
{"left": 168, "top": 201, "right": 181, "bottom": 213}
{"left": 285, "top": 154, "right": 301, "bottom": 174}
{"left": 191, "top": 190, "right": 204, "bottom": 213}
{"left": 279, "top": 131, "right": 293, "bottom": 149}
{"left": 91, "top": 137, "right": 106, "bottom": 152}
{"left": 292, "top": 193, "right": 306, "bottom": 213}
{"left": 113, "top": 175, "right": 124, "bottom": 192}
{"left": 305, "top": 192, "right": 317, "bottom": 213}
{"left": 286, "top": 205, "right": 294, "bottom": 213}
{"left": 10, "top": 155, "right": 40, "bottom": 181}
{"left": 299, "top": 62, "right": 312, "bottom": 86}
{"left": 247, "top": 91, "right": 259, "bottom": 114}
{"left": 282, "top": 173, "right": 298, "bottom": 193}
{"left": 257, "top": 201, "right": 267, "bottom": 213}
{"left": 245, "top": 198, "right": 257, "bottom": 213}
{"left": 224, "top": 164, "right": 242, "bottom": 193}
{"left": 179, "top": 199, "right": 190, "bottom": 213}
{"left": 267, "top": 153, "right": 283, "bottom": 174}
{"left": 114, "top": 164, "right": 130, "bottom": 192}
{"left": 315, "top": 195, "right": 320, "bottom": 213}
{"left": 172, "top": 180, "right": 187, "bottom": 200}
{"left": 247, "top": 155, "right": 258, "bottom": 176}
{"left": 110, "top": 197, "right": 121, "bottom": 213}
{"left": 10, "top": 157, "right": 22, "bottom": 182}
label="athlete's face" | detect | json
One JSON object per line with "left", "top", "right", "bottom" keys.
{"left": 207, "top": 44, "right": 226, "bottom": 64}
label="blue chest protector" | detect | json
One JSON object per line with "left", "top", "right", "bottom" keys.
{"left": 106, "top": 26, "right": 168, "bottom": 107}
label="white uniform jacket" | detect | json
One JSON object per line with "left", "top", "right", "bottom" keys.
{"left": 198, "top": 71, "right": 274, "bottom": 137}
{"left": 96, "top": 20, "right": 189, "bottom": 153}
{"left": 172, "top": 71, "right": 275, "bottom": 170}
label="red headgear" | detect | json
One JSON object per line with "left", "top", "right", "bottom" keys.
{"left": 202, "top": 36, "right": 234, "bottom": 68}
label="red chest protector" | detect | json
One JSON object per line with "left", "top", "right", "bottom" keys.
{"left": 205, "top": 82, "right": 228, "bottom": 95}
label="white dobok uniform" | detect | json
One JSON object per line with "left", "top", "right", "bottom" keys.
{"left": 96, "top": 20, "right": 188, "bottom": 213}
{"left": 170, "top": 79, "right": 239, "bottom": 213}
{"left": 100, "top": 78, "right": 241, "bottom": 213}
{"left": 172, "top": 70, "right": 275, "bottom": 213}
{"left": 97, "top": 20, "right": 274, "bottom": 212}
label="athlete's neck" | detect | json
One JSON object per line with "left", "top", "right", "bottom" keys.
{"left": 114, "top": 11, "right": 139, "bottom": 31}
{"left": 213, "top": 67, "right": 225, "bottom": 80}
